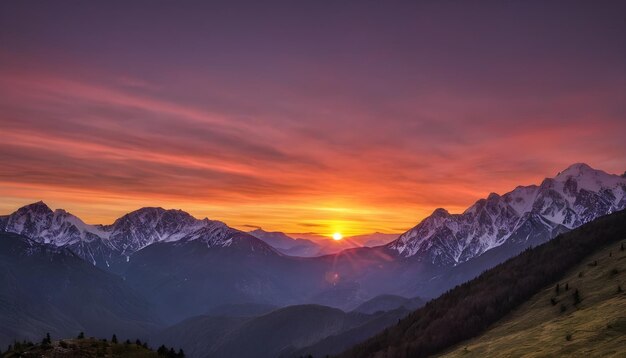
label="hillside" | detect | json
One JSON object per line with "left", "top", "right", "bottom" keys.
{"left": 440, "top": 239, "right": 625, "bottom": 357}
{"left": 0, "top": 336, "right": 180, "bottom": 358}
{"left": 339, "top": 209, "right": 626, "bottom": 358}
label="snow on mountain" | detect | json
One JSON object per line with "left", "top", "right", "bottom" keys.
{"left": 1, "top": 203, "right": 276, "bottom": 266}
{"left": 388, "top": 163, "right": 626, "bottom": 265}
{"left": 3, "top": 201, "right": 107, "bottom": 246}
{"left": 102, "top": 207, "right": 225, "bottom": 253}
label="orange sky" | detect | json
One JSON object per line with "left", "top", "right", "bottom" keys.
{"left": 1, "top": 2, "right": 625, "bottom": 236}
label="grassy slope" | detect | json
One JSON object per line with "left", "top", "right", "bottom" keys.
{"left": 2, "top": 338, "right": 159, "bottom": 357}
{"left": 440, "top": 241, "right": 626, "bottom": 358}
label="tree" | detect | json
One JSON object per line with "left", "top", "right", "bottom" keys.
{"left": 77, "top": 332, "right": 85, "bottom": 339}
{"left": 42, "top": 332, "right": 51, "bottom": 345}
{"left": 111, "top": 334, "right": 118, "bottom": 344}
{"left": 178, "top": 348, "right": 185, "bottom": 358}
{"left": 555, "top": 283, "right": 560, "bottom": 294}
{"left": 565, "top": 283, "right": 569, "bottom": 291}
{"left": 157, "top": 345, "right": 168, "bottom": 356}
{"left": 136, "top": 339, "right": 142, "bottom": 346}
{"left": 573, "top": 289, "right": 581, "bottom": 305}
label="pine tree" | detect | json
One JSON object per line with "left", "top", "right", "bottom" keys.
{"left": 565, "top": 283, "right": 569, "bottom": 291}
{"left": 42, "top": 332, "right": 51, "bottom": 345}
{"left": 111, "top": 334, "right": 118, "bottom": 344}
{"left": 157, "top": 345, "right": 168, "bottom": 356}
{"left": 136, "top": 339, "right": 142, "bottom": 346}
{"left": 555, "top": 283, "right": 560, "bottom": 294}
{"left": 178, "top": 348, "right": 185, "bottom": 358}
{"left": 77, "top": 332, "right": 85, "bottom": 339}
{"left": 573, "top": 289, "right": 581, "bottom": 305}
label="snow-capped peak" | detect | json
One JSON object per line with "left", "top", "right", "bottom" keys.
{"left": 1, "top": 203, "right": 257, "bottom": 261}
{"left": 388, "top": 163, "right": 626, "bottom": 265}
{"left": 3, "top": 202, "right": 106, "bottom": 246}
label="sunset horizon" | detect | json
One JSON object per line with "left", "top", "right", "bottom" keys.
{"left": 2, "top": 161, "right": 623, "bottom": 238}
{"left": 1, "top": 2, "right": 625, "bottom": 357}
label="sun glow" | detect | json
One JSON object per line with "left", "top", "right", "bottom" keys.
{"left": 332, "top": 232, "right": 343, "bottom": 241}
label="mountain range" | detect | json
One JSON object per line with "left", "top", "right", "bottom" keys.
{"left": 1, "top": 163, "right": 625, "bottom": 355}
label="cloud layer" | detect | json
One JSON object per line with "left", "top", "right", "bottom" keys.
{"left": 0, "top": 1, "right": 624, "bottom": 235}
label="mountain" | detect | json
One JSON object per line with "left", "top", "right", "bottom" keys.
{"left": 2, "top": 201, "right": 106, "bottom": 246}
{"left": 339, "top": 208, "right": 626, "bottom": 358}
{"left": 352, "top": 294, "right": 425, "bottom": 315}
{"left": 122, "top": 238, "right": 320, "bottom": 323}
{"left": 1, "top": 204, "right": 275, "bottom": 271}
{"left": 1, "top": 163, "right": 623, "bottom": 329}
{"left": 346, "top": 233, "right": 400, "bottom": 247}
{"left": 388, "top": 163, "right": 626, "bottom": 266}
{"left": 152, "top": 304, "right": 411, "bottom": 358}
{"left": 440, "top": 238, "right": 626, "bottom": 357}
{"left": 249, "top": 229, "right": 321, "bottom": 257}
{"left": 0, "top": 231, "right": 160, "bottom": 348}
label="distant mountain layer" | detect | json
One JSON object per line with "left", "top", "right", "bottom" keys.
{"left": 248, "top": 229, "right": 321, "bottom": 257}
{"left": 339, "top": 208, "right": 626, "bottom": 358}
{"left": 248, "top": 230, "right": 399, "bottom": 257}
{"left": 352, "top": 294, "right": 425, "bottom": 315}
{"left": 153, "top": 304, "right": 411, "bottom": 358}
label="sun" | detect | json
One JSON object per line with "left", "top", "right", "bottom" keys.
{"left": 332, "top": 232, "right": 343, "bottom": 241}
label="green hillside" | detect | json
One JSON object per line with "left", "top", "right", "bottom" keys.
{"left": 440, "top": 240, "right": 625, "bottom": 357}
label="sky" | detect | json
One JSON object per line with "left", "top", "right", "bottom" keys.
{"left": 0, "top": 1, "right": 625, "bottom": 237}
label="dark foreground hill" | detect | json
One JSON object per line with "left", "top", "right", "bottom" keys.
{"left": 1, "top": 336, "right": 181, "bottom": 358}
{"left": 338, "top": 209, "right": 626, "bottom": 358}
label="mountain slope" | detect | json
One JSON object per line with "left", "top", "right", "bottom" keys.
{"left": 441, "top": 239, "right": 625, "bottom": 357}
{"left": 0, "top": 232, "right": 160, "bottom": 348}
{"left": 249, "top": 229, "right": 321, "bottom": 257}
{"left": 339, "top": 208, "right": 626, "bottom": 358}
{"left": 388, "top": 163, "right": 625, "bottom": 266}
